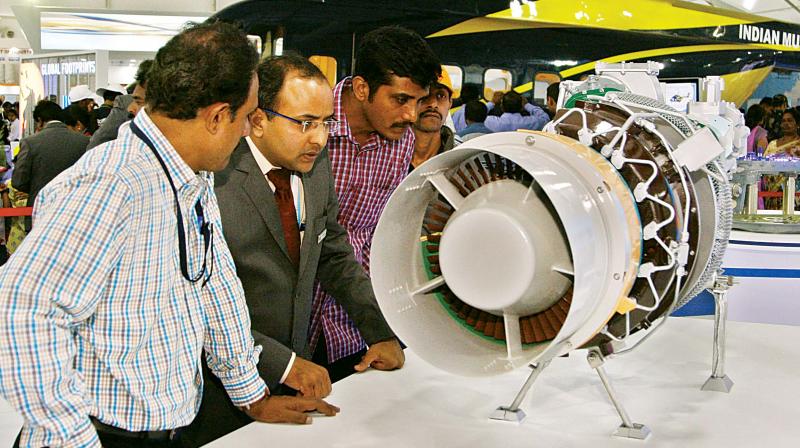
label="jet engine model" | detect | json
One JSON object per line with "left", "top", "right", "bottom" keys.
{"left": 371, "top": 62, "right": 747, "bottom": 439}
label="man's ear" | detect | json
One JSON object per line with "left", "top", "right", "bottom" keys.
{"left": 249, "top": 109, "right": 266, "bottom": 139}
{"left": 352, "top": 76, "right": 371, "bottom": 102}
{"left": 202, "top": 102, "right": 231, "bottom": 135}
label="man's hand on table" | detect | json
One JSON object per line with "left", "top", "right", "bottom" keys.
{"left": 284, "top": 356, "right": 332, "bottom": 398}
{"left": 354, "top": 338, "right": 405, "bottom": 373}
{"left": 242, "top": 393, "right": 339, "bottom": 425}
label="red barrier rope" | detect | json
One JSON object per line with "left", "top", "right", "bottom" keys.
{"left": 758, "top": 191, "right": 800, "bottom": 198}
{"left": 0, "top": 207, "right": 33, "bottom": 217}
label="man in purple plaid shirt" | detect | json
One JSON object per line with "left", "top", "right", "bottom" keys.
{"left": 310, "top": 26, "right": 441, "bottom": 382}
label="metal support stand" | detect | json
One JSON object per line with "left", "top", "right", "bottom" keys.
{"left": 783, "top": 175, "right": 796, "bottom": 216}
{"left": 701, "top": 273, "right": 735, "bottom": 393}
{"left": 489, "top": 360, "right": 550, "bottom": 423}
{"left": 744, "top": 182, "right": 759, "bottom": 215}
{"left": 587, "top": 349, "right": 651, "bottom": 440}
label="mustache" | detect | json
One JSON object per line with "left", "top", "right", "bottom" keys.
{"left": 421, "top": 110, "right": 442, "bottom": 120}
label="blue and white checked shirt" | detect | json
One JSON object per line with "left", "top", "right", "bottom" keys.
{"left": 0, "top": 110, "right": 266, "bottom": 448}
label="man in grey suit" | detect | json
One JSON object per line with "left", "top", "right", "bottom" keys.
{"left": 87, "top": 60, "right": 151, "bottom": 150}
{"left": 180, "top": 54, "right": 403, "bottom": 446}
{"left": 12, "top": 101, "right": 88, "bottom": 231}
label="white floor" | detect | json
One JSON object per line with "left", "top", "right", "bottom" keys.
{"left": 3, "top": 317, "right": 799, "bottom": 447}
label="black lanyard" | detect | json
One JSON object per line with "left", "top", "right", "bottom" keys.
{"left": 130, "top": 121, "right": 213, "bottom": 286}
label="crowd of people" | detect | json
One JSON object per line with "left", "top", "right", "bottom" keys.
{"left": 743, "top": 94, "right": 800, "bottom": 209}
{"left": 745, "top": 93, "right": 800, "bottom": 157}
{"left": 0, "top": 63, "right": 152, "bottom": 265}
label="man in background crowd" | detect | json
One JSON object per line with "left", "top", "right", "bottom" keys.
{"left": 68, "top": 85, "right": 96, "bottom": 113}
{"left": 456, "top": 100, "right": 493, "bottom": 142}
{"left": 546, "top": 82, "right": 561, "bottom": 117}
{"left": 88, "top": 60, "right": 151, "bottom": 150}
{"left": 128, "top": 59, "right": 152, "bottom": 118}
{"left": 67, "top": 85, "right": 99, "bottom": 134}
{"left": 11, "top": 100, "right": 87, "bottom": 232}
{"left": 410, "top": 70, "right": 460, "bottom": 172}
{"left": 452, "top": 83, "right": 481, "bottom": 132}
{"left": 485, "top": 90, "right": 549, "bottom": 132}
{"left": 94, "top": 85, "right": 125, "bottom": 120}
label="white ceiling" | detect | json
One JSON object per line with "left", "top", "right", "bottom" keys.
{"left": 689, "top": 0, "right": 800, "bottom": 22}
{"left": 0, "top": 0, "right": 243, "bottom": 17}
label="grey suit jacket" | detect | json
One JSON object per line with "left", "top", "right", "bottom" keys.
{"left": 12, "top": 121, "right": 89, "bottom": 229}
{"left": 214, "top": 139, "right": 395, "bottom": 389}
{"left": 87, "top": 95, "right": 133, "bottom": 150}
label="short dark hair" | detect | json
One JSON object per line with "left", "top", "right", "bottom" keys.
{"left": 760, "top": 96, "right": 775, "bottom": 107}
{"left": 135, "top": 59, "right": 153, "bottom": 88}
{"left": 62, "top": 104, "right": 91, "bottom": 129}
{"left": 102, "top": 90, "right": 122, "bottom": 102}
{"left": 354, "top": 26, "right": 441, "bottom": 100}
{"left": 774, "top": 94, "right": 789, "bottom": 107}
{"left": 501, "top": 91, "right": 523, "bottom": 114}
{"left": 146, "top": 21, "right": 258, "bottom": 120}
{"left": 745, "top": 104, "right": 765, "bottom": 129}
{"left": 464, "top": 100, "right": 487, "bottom": 123}
{"left": 257, "top": 52, "right": 327, "bottom": 111}
{"left": 33, "top": 100, "right": 62, "bottom": 123}
{"left": 460, "top": 83, "right": 481, "bottom": 103}
{"left": 547, "top": 82, "right": 560, "bottom": 102}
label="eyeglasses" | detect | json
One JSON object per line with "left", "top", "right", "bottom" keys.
{"left": 262, "top": 108, "right": 339, "bottom": 134}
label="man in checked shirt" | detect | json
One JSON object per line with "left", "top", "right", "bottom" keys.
{"left": 310, "top": 26, "right": 442, "bottom": 382}
{"left": 0, "top": 22, "right": 336, "bottom": 448}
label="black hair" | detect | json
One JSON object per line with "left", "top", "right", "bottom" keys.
{"left": 760, "top": 96, "right": 775, "bottom": 107}
{"left": 745, "top": 104, "right": 765, "bottom": 129}
{"left": 354, "top": 26, "right": 441, "bottom": 100}
{"left": 257, "top": 52, "right": 328, "bottom": 111}
{"left": 464, "top": 100, "right": 487, "bottom": 123}
{"left": 773, "top": 94, "right": 789, "bottom": 107}
{"left": 33, "top": 100, "right": 62, "bottom": 123}
{"left": 103, "top": 90, "right": 122, "bottom": 102}
{"left": 547, "top": 82, "right": 560, "bottom": 102}
{"left": 146, "top": 21, "right": 258, "bottom": 120}
{"left": 6, "top": 108, "right": 17, "bottom": 118}
{"left": 501, "top": 91, "right": 523, "bottom": 114}
{"left": 62, "top": 104, "right": 91, "bottom": 129}
{"left": 460, "top": 83, "right": 481, "bottom": 103}
{"left": 135, "top": 59, "right": 153, "bottom": 88}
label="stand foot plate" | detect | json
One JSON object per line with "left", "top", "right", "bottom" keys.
{"left": 489, "top": 407, "right": 526, "bottom": 423}
{"left": 613, "top": 423, "right": 651, "bottom": 440}
{"left": 701, "top": 375, "right": 734, "bottom": 393}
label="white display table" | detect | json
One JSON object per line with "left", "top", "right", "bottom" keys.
{"left": 719, "top": 230, "right": 800, "bottom": 325}
{"left": 208, "top": 317, "right": 799, "bottom": 448}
